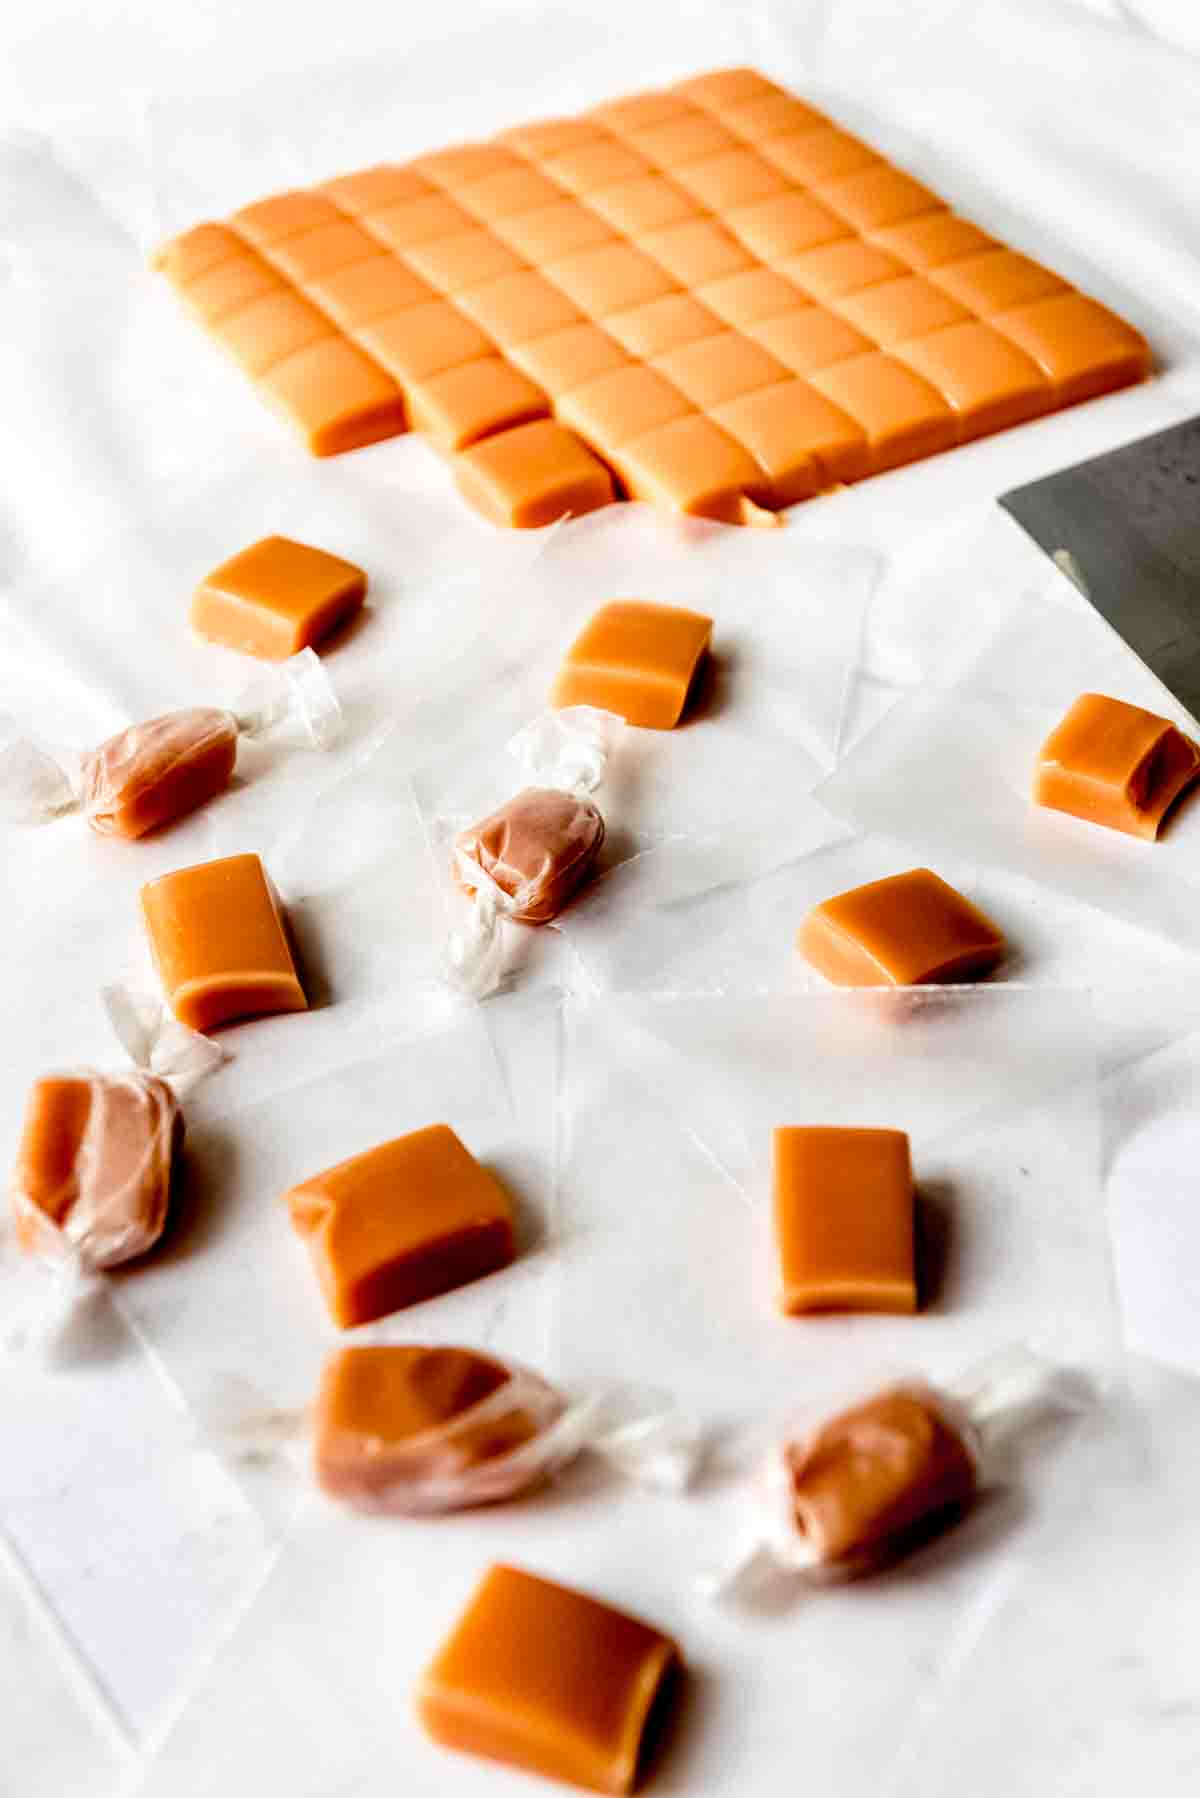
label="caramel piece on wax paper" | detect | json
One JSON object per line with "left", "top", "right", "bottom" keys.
{"left": 141, "top": 852, "right": 306, "bottom": 1032}
{"left": 11, "top": 1072, "right": 182, "bottom": 1269}
{"left": 314, "top": 1344, "right": 562, "bottom": 1513}
{"left": 773, "top": 1127, "right": 915, "bottom": 1315}
{"left": 81, "top": 708, "right": 238, "bottom": 839}
{"left": 1034, "top": 692, "right": 1200, "bottom": 839}
{"left": 453, "top": 419, "right": 616, "bottom": 528}
{"left": 418, "top": 1563, "right": 681, "bottom": 1794}
{"left": 553, "top": 601, "right": 712, "bottom": 730}
{"left": 192, "top": 535, "right": 366, "bottom": 661}
{"left": 785, "top": 1385, "right": 977, "bottom": 1571}
{"left": 455, "top": 787, "right": 606, "bottom": 923}
{"left": 799, "top": 868, "right": 1005, "bottom": 986}
{"left": 285, "top": 1124, "right": 514, "bottom": 1329}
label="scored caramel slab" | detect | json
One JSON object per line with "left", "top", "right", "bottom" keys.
{"left": 155, "top": 66, "right": 1151, "bottom": 525}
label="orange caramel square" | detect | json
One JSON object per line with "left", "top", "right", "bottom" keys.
{"left": 773, "top": 1126, "right": 915, "bottom": 1314}
{"left": 192, "top": 534, "right": 366, "bottom": 660}
{"left": 285, "top": 1124, "right": 514, "bottom": 1327}
{"left": 799, "top": 868, "right": 1006, "bottom": 986}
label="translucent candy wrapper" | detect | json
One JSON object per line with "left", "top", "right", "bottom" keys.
{"left": 411, "top": 504, "right": 877, "bottom": 912}
{"left": 0, "top": 647, "right": 340, "bottom": 840}
{"left": 704, "top": 1346, "right": 1098, "bottom": 1603}
{"left": 820, "top": 531, "right": 1200, "bottom": 954}
{"left": 442, "top": 706, "right": 620, "bottom": 1000}
{"left": 556, "top": 988, "right": 1115, "bottom": 1431}
{"left": 202, "top": 1346, "right": 699, "bottom": 1517}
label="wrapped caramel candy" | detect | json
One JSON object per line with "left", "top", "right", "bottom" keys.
{"left": 454, "top": 788, "right": 605, "bottom": 925}
{"left": 11, "top": 1071, "right": 183, "bottom": 1273}
{"left": 207, "top": 1345, "right": 699, "bottom": 1517}
{"left": 3, "top": 993, "right": 223, "bottom": 1356}
{"left": 706, "top": 1348, "right": 1093, "bottom": 1599}
{"left": 0, "top": 648, "right": 340, "bottom": 838}
{"left": 445, "top": 706, "right": 620, "bottom": 997}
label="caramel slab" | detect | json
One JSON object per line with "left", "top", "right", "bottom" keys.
{"left": 153, "top": 69, "right": 1150, "bottom": 521}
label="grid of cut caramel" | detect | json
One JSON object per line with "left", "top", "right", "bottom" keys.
{"left": 155, "top": 66, "right": 1152, "bottom": 522}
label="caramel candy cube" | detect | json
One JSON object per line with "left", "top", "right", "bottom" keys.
{"left": 453, "top": 419, "right": 616, "bottom": 528}
{"left": 603, "top": 294, "right": 724, "bottom": 360}
{"left": 800, "top": 868, "right": 1005, "bottom": 987}
{"left": 316, "top": 163, "right": 435, "bottom": 214}
{"left": 713, "top": 380, "right": 858, "bottom": 500}
{"left": 557, "top": 365, "right": 693, "bottom": 449}
{"left": 180, "top": 254, "right": 285, "bottom": 326}
{"left": 894, "top": 322, "right": 1052, "bottom": 443}
{"left": 671, "top": 146, "right": 789, "bottom": 212}
{"left": 285, "top": 1124, "right": 514, "bottom": 1328}
{"left": 651, "top": 332, "right": 790, "bottom": 409}
{"left": 773, "top": 1127, "right": 915, "bottom": 1315}
{"left": 11, "top": 1072, "right": 182, "bottom": 1270}
{"left": 816, "top": 165, "right": 942, "bottom": 231}
{"left": 454, "top": 270, "right": 585, "bottom": 347}
{"left": 212, "top": 290, "right": 332, "bottom": 378}
{"left": 723, "top": 189, "right": 849, "bottom": 263}
{"left": 1034, "top": 692, "right": 1200, "bottom": 839}
{"left": 192, "top": 534, "right": 366, "bottom": 661}
{"left": 508, "top": 324, "right": 632, "bottom": 398}
{"left": 406, "top": 357, "right": 550, "bottom": 453}
{"left": 553, "top": 601, "right": 713, "bottom": 730}
{"left": 760, "top": 127, "right": 880, "bottom": 187}
{"left": 927, "top": 248, "right": 1068, "bottom": 317}
{"left": 586, "top": 175, "right": 701, "bottom": 238}
{"left": 833, "top": 275, "right": 970, "bottom": 348}
{"left": 867, "top": 211, "right": 994, "bottom": 271}
{"left": 256, "top": 338, "right": 407, "bottom": 457}
{"left": 785, "top": 1386, "right": 977, "bottom": 1571}
{"left": 492, "top": 200, "right": 617, "bottom": 264}
{"left": 635, "top": 218, "right": 753, "bottom": 286}
{"left": 991, "top": 292, "right": 1153, "bottom": 406}
{"left": 544, "top": 243, "right": 678, "bottom": 319}
{"left": 314, "top": 1344, "right": 562, "bottom": 1513}
{"left": 778, "top": 238, "right": 906, "bottom": 303}
{"left": 746, "top": 306, "right": 873, "bottom": 380}
{"left": 807, "top": 352, "right": 957, "bottom": 473}
{"left": 141, "top": 852, "right": 307, "bottom": 1032}
{"left": 455, "top": 787, "right": 606, "bottom": 923}
{"left": 418, "top": 1564, "right": 681, "bottom": 1795}
{"left": 610, "top": 414, "right": 773, "bottom": 525}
